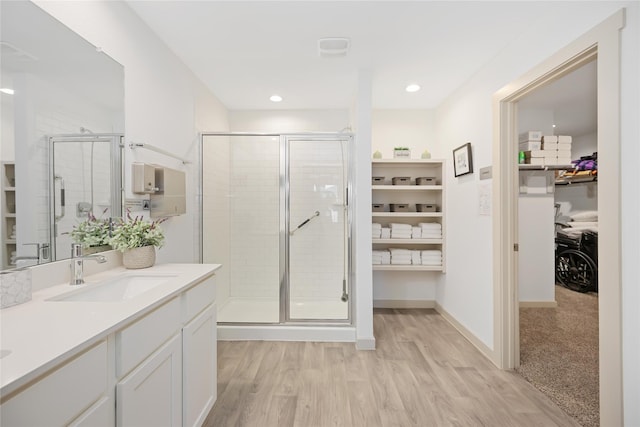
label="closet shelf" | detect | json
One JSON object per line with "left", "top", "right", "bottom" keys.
{"left": 373, "top": 265, "right": 444, "bottom": 271}
{"left": 373, "top": 238, "right": 443, "bottom": 244}
{"left": 372, "top": 185, "right": 442, "bottom": 191}
{"left": 372, "top": 212, "right": 442, "bottom": 218}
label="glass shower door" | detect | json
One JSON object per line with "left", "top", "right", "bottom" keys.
{"left": 202, "top": 134, "right": 281, "bottom": 323}
{"left": 287, "top": 137, "right": 349, "bottom": 321}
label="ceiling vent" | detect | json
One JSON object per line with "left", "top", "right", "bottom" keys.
{"left": 318, "top": 38, "right": 350, "bottom": 58}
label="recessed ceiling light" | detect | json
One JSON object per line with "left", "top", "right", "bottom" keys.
{"left": 405, "top": 84, "right": 421, "bottom": 93}
{"left": 0, "top": 88, "right": 15, "bottom": 95}
{"left": 270, "top": 95, "right": 283, "bottom": 102}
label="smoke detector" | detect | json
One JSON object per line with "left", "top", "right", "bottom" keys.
{"left": 318, "top": 38, "right": 350, "bottom": 58}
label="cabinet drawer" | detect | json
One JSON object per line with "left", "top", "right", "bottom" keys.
{"left": 1, "top": 340, "right": 107, "bottom": 427}
{"left": 184, "top": 276, "right": 215, "bottom": 321}
{"left": 116, "top": 297, "right": 180, "bottom": 378}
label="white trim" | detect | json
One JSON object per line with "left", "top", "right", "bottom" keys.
{"left": 217, "top": 325, "right": 356, "bottom": 343}
{"left": 519, "top": 301, "right": 558, "bottom": 308}
{"left": 435, "top": 303, "right": 494, "bottom": 361}
{"left": 356, "top": 337, "right": 376, "bottom": 350}
{"left": 492, "top": 9, "right": 625, "bottom": 426}
{"left": 373, "top": 299, "right": 436, "bottom": 309}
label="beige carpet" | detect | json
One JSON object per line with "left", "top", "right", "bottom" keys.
{"left": 517, "top": 285, "right": 599, "bottom": 427}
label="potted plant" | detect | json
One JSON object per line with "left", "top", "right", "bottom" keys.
{"left": 109, "top": 213, "right": 166, "bottom": 269}
{"left": 70, "top": 210, "right": 113, "bottom": 254}
{"left": 393, "top": 146, "right": 411, "bottom": 158}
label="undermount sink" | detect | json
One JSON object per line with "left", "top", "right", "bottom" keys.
{"left": 48, "top": 274, "right": 177, "bottom": 302}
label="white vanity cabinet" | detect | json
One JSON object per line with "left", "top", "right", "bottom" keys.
{"left": 0, "top": 267, "right": 218, "bottom": 427}
{"left": 116, "top": 334, "right": 183, "bottom": 427}
{"left": 0, "top": 340, "right": 110, "bottom": 427}
{"left": 114, "top": 275, "right": 217, "bottom": 427}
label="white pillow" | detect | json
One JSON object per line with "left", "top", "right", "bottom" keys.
{"left": 570, "top": 211, "right": 598, "bottom": 222}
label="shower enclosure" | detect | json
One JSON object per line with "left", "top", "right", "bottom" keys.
{"left": 200, "top": 133, "right": 352, "bottom": 325}
{"left": 49, "top": 133, "right": 123, "bottom": 261}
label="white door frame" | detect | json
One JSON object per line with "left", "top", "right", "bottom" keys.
{"left": 492, "top": 10, "right": 624, "bottom": 426}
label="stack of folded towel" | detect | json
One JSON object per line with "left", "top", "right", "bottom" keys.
{"left": 419, "top": 222, "right": 442, "bottom": 239}
{"left": 390, "top": 223, "right": 412, "bottom": 239}
{"left": 421, "top": 249, "right": 442, "bottom": 266}
{"left": 372, "top": 223, "right": 382, "bottom": 239}
{"left": 381, "top": 227, "right": 391, "bottom": 239}
{"left": 372, "top": 250, "right": 391, "bottom": 265}
{"left": 390, "top": 248, "right": 412, "bottom": 265}
{"left": 411, "top": 250, "right": 421, "bottom": 265}
{"left": 412, "top": 227, "right": 421, "bottom": 239}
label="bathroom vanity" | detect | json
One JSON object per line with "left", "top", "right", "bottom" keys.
{"left": 0, "top": 262, "right": 220, "bottom": 427}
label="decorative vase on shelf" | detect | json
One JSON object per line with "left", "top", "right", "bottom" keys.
{"left": 373, "top": 150, "right": 382, "bottom": 159}
{"left": 122, "top": 245, "right": 156, "bottom": 269}
{"left": 421, "top": 149, "right": 432, "bottom": 159}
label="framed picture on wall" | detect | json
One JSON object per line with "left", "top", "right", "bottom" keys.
{"left": 453, "top": 142, "right": 473, "bottom": 177}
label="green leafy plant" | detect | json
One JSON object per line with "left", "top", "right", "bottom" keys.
{"left": 70, "top": 211, "right": 112, "bottom": 248}
{"left": 394, "top": 146, "right": 410, "bottom": 150}
{"left": 109, "top": 213, "right": 166, "bottom": 252}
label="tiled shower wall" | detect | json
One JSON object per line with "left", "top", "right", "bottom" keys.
{"left": 228, "top": 137, "right": 280, "bottom": 299}
{"left": 13, "top": 73, "right": 118, "bottom": 261}
{"left": 289, "top": 140, "right": 347, "bottom": 302}
{"left": 225, "top": 137, "right": 347, "bottom": 302}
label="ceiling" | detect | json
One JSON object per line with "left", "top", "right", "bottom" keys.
{"left": 125, "top": 1, "right": 593, "bottom": 111}
{"left": 518, "top": 59, "right": 597, "bottom": 137}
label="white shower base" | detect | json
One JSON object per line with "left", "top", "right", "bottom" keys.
{"left": 218, "top": 297, "right": 349, "bottom": 322}
{"left": 217, "top": 297, "right": 354, "bottom": 342}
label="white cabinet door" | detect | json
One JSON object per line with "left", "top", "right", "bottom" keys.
{"left": 116, "top": 334, "right": 182, "bottom": 427}
{"left": 182, "top": 304, "right": 217, "bottom": 427}
{"left": 69, "top": 396, "right": 112, "bottom": 427}
{"left": 0, "top": 341, "right": 108, "bottom": 427}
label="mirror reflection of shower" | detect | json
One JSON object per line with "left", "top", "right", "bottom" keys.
{"left": 49, "top": 133, "right": 123, "bottom": 262}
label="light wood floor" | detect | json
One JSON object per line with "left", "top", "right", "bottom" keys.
{"left": 204, "top": 308, "right": 579, "bottom": 427}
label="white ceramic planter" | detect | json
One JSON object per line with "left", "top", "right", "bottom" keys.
{"left": 393, "top": 149, "right": 411, "bottom": 159}
{"left": 122, "top": 246, "right": 156, "bottom": 269}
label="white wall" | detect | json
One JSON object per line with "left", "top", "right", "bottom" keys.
{"left": 371, "top": 109, "right": 439, "bottom": 303}
{"left": 229, "top": 109, "right": 349, "bottom": 133}
{"left": 435, "top": 3, "right": 639, "bottom": 423}
{"left": 35, "top": 0, "right": 229, "bottom": 264}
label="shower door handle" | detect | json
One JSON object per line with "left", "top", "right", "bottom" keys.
{"left": 54, "top": 175, "right": 66, "bottom": 221}
{"left": 290, "top": 211, "right": 320, "bottom": 235}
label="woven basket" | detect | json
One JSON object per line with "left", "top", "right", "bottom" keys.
{"left": 122, "top": 245, "right": 156, "bottom": 269}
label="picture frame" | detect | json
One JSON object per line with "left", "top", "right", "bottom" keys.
{"left": 453, "top": 142, "right": 473, "bottom": 177}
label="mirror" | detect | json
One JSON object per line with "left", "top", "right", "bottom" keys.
{"left": 1, "top": 1, "right": 125, "bottom": 269}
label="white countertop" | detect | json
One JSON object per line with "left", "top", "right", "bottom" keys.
{"left": 0, "top": 263, "right": 220, "bottom": 397}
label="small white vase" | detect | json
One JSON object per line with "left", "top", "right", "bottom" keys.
{"left": 122, "top": 245, "right": 156, "bottom": 269}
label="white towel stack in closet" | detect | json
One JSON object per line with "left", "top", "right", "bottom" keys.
{"left": 372, "top": 223, "right": 382, "bottom": 239}
{"left": 421, "top": 249, "right": 442, "bottom": 266}
{"left": 419, "top": 222, "right": 442, "bottom": 239}
{"left": 372, "top": 250, "right": 391, "bottom": 265}
{"left": 390, "top": 223, "right": 412, "bottom": 239}
{"left": 390, "top": 248, "right": 412, "bottom": 265}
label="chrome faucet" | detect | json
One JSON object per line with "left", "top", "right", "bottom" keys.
{"left": 70, "top": 243, "right": 107, "bottom": 285}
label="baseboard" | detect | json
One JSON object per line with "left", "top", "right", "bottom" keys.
{"left": 373, "top": 299, "right": 436, "bottom": 309}
{"left": 356, "top": 337, "right": 376, "bottom": 350}
{"left": 435, "top": 302, "right": 496, "bottom": 363}
{"left": 519, "top": 301, "right": 558, "bottom": 308}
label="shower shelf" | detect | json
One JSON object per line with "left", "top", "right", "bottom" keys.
{"left": 371, "top": 158, "right": 446, "bottom": 273}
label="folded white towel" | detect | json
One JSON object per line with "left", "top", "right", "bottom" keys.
{"left": 391, "top": 258, "right": 412, "bottom": 265}
{"left": 422, "top": 261, "right": 442, "bottom": 266}
{"left": 381, "top": 228, "right": 391, "bottom": 239}
{"left": 419, "top": 223, "right": 442, "bottom": 229}
{"left": 372, "top": 229, "right": 382, "bottom": 239}
{"left": 411, "top": 250, "right": 421, "bottom": 264}
{"left": 390, "top": 248, "right": 412, "bottom": 254}
{"left": 381, "top": 253, "right": 391, "bottom": 264}
{"left": 411, "top": 227, "right": 422, "bottom": 239}
{"left": 391, "top": 232, "right": 412, "bottom": 239}
{"left": 558, "top": 135, "right": 572, "bottom": 143}
{"left": 390, "top": 223, "right": 412, "bottom": 230}
{"left": 372, "top": 222, "right": 382, "bottom": 228}
{"left": 421, "top": 231, "right": 442, "bottom": 236}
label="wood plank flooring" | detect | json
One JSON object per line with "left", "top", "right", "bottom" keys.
{"left": 204, "top": 309, "right": 579, "bottom": 427}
